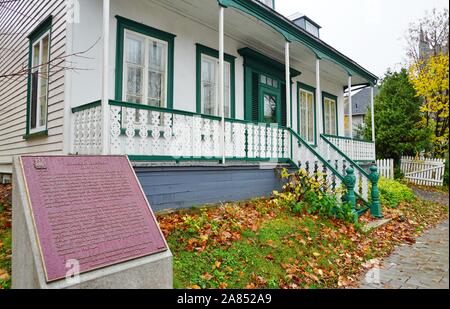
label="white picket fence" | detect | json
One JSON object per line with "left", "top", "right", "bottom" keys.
{"left": 401, "top": 156, "right": 446, "bottom": 186}
{"left": 377, "top": 159, "right": 394, "bottom": 179}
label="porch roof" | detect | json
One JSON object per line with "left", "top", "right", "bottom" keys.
{"left": 220, "top": 0, "right": 378, "bottom": 85}
{"left": 151, "top": 0, "right": 378, "bottom": 87}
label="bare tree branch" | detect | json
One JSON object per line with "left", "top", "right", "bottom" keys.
{"left": 0, "top": 37, "right": 101, "bottom": 79}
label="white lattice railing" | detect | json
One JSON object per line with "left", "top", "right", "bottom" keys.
{"left": 320, "top": 134, "right": 373, "bottom": 203}
{"left": 72, "top": 101, "right": 103, "bottom": 155}
{"left": 71, "top": 101, "right": 374, "bottom": 215}
{"left": 107, "top": 100, "right": 291, "bottom": 160}
{"left": 323, "top": 134, "right": 375, "bottom": 162}
{"left": 289, "top": 131, "right": 344, "bottom": 198}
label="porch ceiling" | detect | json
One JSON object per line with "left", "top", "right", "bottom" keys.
{"left": 150, "top": 0, "right": 368, "bottom": 86}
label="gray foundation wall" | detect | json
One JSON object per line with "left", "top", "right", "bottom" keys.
{"left": 135, "top": 164, "right": 287, "bottom": 212}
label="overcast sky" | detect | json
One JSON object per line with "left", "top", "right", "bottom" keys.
{"left": 275, "top": 0, "right": 449, "bottom": 78}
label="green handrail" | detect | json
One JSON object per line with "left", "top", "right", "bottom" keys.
{"left": 290, "top": 129, "right": 370, "bottom": 211}
{"left": 321, "top": 134, "right": 372, "bottom": 178}
{"left": 288, "top": 129, "right": 344, "bottom": 181}
{"left": 71, "top": 100, "right": 102, "bottom": 113}
{"left": 108, "top": 99, "right": 286, "bottom": 129}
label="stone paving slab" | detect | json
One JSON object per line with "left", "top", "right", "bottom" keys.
{"left": 358, "top": 220, "right": 449, "bottom": 289}
{"left": 357, "top": 187, "right": 449, "bottom": 289}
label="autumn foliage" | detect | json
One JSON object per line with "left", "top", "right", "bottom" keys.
{"left": 157, "top": 179, "right": 448, "bottom": 289}
{"left": 409, "top": 54, "right": 449, "bottom": 157}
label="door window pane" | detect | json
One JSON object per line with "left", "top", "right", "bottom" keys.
{"left": 264, "top": 94, "right": 277, "bottom": 123}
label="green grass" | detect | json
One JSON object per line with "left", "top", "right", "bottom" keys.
{"left": 168, "top": 214, "right": 372, "bottom": 289}
{"left": 0, "top": 211, "right": 12, "bottom": 289}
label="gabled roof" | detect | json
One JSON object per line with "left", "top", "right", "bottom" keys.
{"left": 345, "top": 87, "right": 379, "bottom": 116}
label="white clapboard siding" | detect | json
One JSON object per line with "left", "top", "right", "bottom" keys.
{"left": 377, "top": 159, "right": 394, "bottom": 179}
{"left": 0, "top": 0, "right": 67, "bottom": 172}
{"left": 401, "top": 156, "right": 446, "bottom": 187}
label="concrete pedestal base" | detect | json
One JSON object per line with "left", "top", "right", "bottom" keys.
{"left": 12, "top": 156, "right": 173, "bottom": 289}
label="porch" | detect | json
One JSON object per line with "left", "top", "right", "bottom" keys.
{"left": 68, "top": 0, "right": 379, "bottom": 214}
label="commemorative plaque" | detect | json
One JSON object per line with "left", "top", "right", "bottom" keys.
{"left": 18, "top": 155, "right": 168, "bottom": 283}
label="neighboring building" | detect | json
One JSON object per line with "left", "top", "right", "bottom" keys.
{"left": 344, "top": 87, "right": 379, "bottom": 139}
{"left": 0, "top": 0, "right": 378, "bottom": 210}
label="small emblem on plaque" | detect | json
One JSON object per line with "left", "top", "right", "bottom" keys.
{"left": 33, "top": 157, "right": 47, "bottom": 170}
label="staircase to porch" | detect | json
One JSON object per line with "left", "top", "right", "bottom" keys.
{"left": 71, "top": 100, "right": 380, "bottom": 216}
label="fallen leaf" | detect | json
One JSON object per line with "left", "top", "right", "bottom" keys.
{"left": 265, "top": 253, "right": 274, "bottom": 261}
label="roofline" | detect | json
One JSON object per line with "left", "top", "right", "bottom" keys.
{"left": 218, "top": 0, "right": 378, "bottom": 84}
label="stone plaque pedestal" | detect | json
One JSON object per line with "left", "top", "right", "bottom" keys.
{"left": 12, "top": 156, "right": 172, "bottom": 289}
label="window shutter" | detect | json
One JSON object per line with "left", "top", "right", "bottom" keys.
{"left": 251, "top": 72, "right": 259, "bottom": 122}
{"left": 281, "top": 83, "right": 287, "bottom": 127}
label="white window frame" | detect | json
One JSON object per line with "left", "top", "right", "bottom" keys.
{"left": 299, "top": 89, "right": 315, "bottom": 144}
{"left": 122, "top": 29, "right": 169, "bottom": 111}
{"left": 200, "top": 53, "right": 231, "bottom": 118}
{"left": 29, "top": 30, "right": 50, "bottom": 134}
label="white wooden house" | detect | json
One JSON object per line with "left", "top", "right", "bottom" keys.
{"left": 0, "top": 0, "right": 379, "bottom": 211}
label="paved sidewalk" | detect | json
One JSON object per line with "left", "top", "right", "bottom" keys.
{"left": 359, "top": 188, "right": 449, "bottom": 289}
{"left": 359, "top": 220, "right": 449, "bottom": 289}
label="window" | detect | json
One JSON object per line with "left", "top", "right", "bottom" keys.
{"left": 323, "top": 94, "right": 338, "bottom": 135}
{"left": 26, "top": 17, "right": 52, "bottom": 137}
{"left": 116, "top": 16, "right": 175, "bottom": 110}
{"left": 196, "top": 44, "right": 235, "bottom": 118}
{"left": 260, "top": 74, "right": 278, "bottom": 88}
{"left": 124, "top": 30, "right": 168, "bottom": 108}
{"left": 299, "top": 87, "right": 315, "bottom": 143}
{"left": 201, "top": 54, "right": 231, "bottom": 117}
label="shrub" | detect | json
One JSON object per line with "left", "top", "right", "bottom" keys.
{"left": 378, "top": 178, "right": 415, "bottom": 208}
{"left": 273, "top": 169, "right": 355, "bottom": 223}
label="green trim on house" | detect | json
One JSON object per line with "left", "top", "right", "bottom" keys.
{"left": 195, "top": 43, "right": 236, "bottom": 118}
{"left": 23, "top": 130, "right": 49, "bottom": 140}
{"left": 109, "top": 99, "right": 287, "bottom": 129}
{"left": 218, "top": 0, "right": 378, "bottom": 84}
{"left": 322, "top": 91, "right": 339, "bottom": 135}
{"left": 238, "top": 47, "right": 301, "bottom": 80}
{"left": 297, "top": 82, "right": 317, "bottom": 145}
{"left": 25, "top": 15, "right": 53, "bottom": 138}
{"left": 240, "top": 47, "right": 298, "bottom": 124}
{"left": 115, "top": 15, "right": 176, "bottom": 109}
{"left": 320, "top": 134, "right": 371, "bottom": 178}
{"left": 71, "top": 100, "right": 102, "bottom": 113}
{"left": 128, "top": 155, "right": 292, "bottom": 163}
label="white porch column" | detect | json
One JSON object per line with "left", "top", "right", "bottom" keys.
{"left": 348, "top": 75, "right": 353, "bottom": 138}
{"left": 219, "top": 6, "right": 226, "bottom": 164}
{"left": 101, "top": 0, "right": 110, "bottom": 155}
{"left": 315, "top": 58, "right": 323, "bottom": 138}
{"left": 285, "top": 41, "right": 291, "bottom": 128}
{"left": 370, "top": 86, "right": 376, "bottom": 142}
{"left": 348, "top": 75, "right": 354, "bottom": 158}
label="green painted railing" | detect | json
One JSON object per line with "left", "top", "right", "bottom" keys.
{"left": 71, "top": 99, "right": 379, "bottom": 217}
